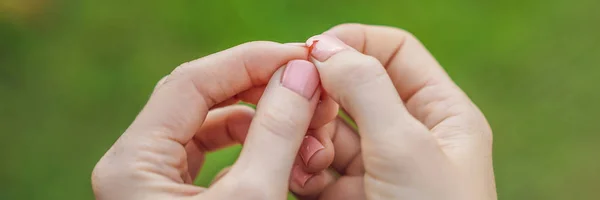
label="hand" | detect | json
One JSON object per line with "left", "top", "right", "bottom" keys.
{"left": 293, "top": 24, "right": 497, "bottom": 200}
{"left": 91, "top": 41, "right": 339, "bottom": 200}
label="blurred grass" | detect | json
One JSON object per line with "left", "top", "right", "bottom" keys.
{"left": 1, "top": 0, "right": 600, "bottom": 199}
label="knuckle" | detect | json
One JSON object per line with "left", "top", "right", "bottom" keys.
{"left": 331, "top": 52, "right": 383, "bottom": 76}
{"left": 256, "top": 105, "right": 301, "bottom": 140}
{"left": 333, "top": 52, "right": 383, "bottom": 75}
{"left": 91, "top": 141, "right": 141, "bottom": 193}
{"left": 171, "top": 61, "right": 192, "bottom": 77}
{"left": 401, "top": 30, "right": 419, "bottom": 41}
{"left": 358, "top": 54, "right": 384, "bottom": 69}
{"left": 331, "top": 23, "right": 366, "bottom": 31}
{"left": 91, "top": 164, "right": 103, "bottom": 189}
{"left": 322, "top": 52, "right": 390, "bottom": 104}
{"left": 331, "top": 23, "right": 415, "bottom": 39}
{"left": 153, "top": 75, "right": 169, "bottom": 89}
{"left": 91, "top": 157, "right": 116, "bottom": 194}
{"left": 238, "top": 40, "right": 280, "bottom": 50}
{"left": 327, "top": 52, "right": 387, "bottom": 88}
{"left": 389, "top": 28, "right": 422, "bottom": 46}
{"left": 390, "top": 26, "right": 414, "bottom": 38}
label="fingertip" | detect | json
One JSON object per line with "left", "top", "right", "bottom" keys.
{"left": 291, "top": 164, "right": 313, "bottom": 188}
{"left": 281, "top": 59, "right": 320, "bottom": 99}
{"left": 300, "top": 132, "right": 334, "bottom": 173}
{"left": 305, "top": 35, "right": 319, "bottom": 47}
{"left": 289, "top": 168, "right": 335, "bottom": 197}
{"left": 305, "top": 34, "right": 351, "bottom": 62}
{"left": 304, "top": 145, "right": 334, "bottom": 173}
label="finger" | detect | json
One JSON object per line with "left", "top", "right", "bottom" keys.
{"left": 325, "top": 23, "right": 454, "bottom": 104}
{"left": 326, "top": 23, "right": 491, "bottom": 140}
{"left": 298, "top": 132, "right": 333, "bottom": 173}
{"left": 152, "top": 75, "right": 169, "bottom": 95}
{"left": 185, "top": 105, "right": 255, "bottom": 179}
{"left": 300, "top": 117, "right": 364, "bottom": 176}
{"left": 306, "top": 34, "right": 443, "bottom": 185}
{"left": 289, "top": 117, "right": 363, "bottom": 199}
{"left": 210, "top": 85, "right": 266, "bottom": 109}
{"left": 330, "top": 118, "right": 364, "bottom": 176}
{"left": 296, "top": 115, "right": 363, "bottom": 175}
{"left": 319, "top": 176, "right": 365, "bottom": 200}
{"left": 290, "top": 167, "right": 337, "bottom": 199}
{"left": 235, "top": 87, "right": 338, "bottom": 130}
{"left": 309, "top": 93, "right": 339, "bottom": 128}
{"left": 296, "top": 116, "right": 363, "bottom": 175}
{"left": 211, "top": 60, "right": 321, "bottom": 199}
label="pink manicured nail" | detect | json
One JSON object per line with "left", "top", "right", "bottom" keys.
{"left": 306, "top": 34, "right": 349, "bottom": 61}
{"left": 281, "top": 60, "right": 319, "bottom": 99}
{"left": 299, "top": 135, "right": 325, "bottom": 166}
{"left": 292, "top": 164, "right": 313, "bottom": 188}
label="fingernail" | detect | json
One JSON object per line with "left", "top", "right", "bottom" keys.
{"left": 281, "top": 60, "right": 319, "bottom": 99}
{"left": 306, "top": 34, "right": 349, "bottom": 62}
{"left": 299, "top": 135, "right": 325, "bottom": 166}
{"left": 292, "top": 164, "right": 313, "bottom": 188}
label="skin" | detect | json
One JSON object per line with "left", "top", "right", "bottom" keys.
{"left": 92, "top": 23, "right": 497, "bottom": 200}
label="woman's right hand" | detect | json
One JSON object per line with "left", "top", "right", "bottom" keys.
{"left": 297, "top": 24, "right": 497, "bottom": 200}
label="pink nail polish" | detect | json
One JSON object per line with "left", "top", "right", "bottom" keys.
{"left": 292, "top": 164, "right": 313, "bottom": 188}
{"left": 281, "top": 60, "right": 319, "bottom": 99}
{"left": 306, "top": 34, "right": 349, "bottom": 61}
{"left": 299, "top": 135, "right": 325, "bottom": 166}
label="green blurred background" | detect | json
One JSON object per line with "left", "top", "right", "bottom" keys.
{"left": 1, "top": 0, "right": 599, "bottom": 199}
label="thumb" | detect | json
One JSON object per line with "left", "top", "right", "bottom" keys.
{"left": 207, "top": 60, "right": 321, "bottom": 199}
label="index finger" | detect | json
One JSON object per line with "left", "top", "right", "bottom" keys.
{"left": 325, "top": 24, "right": 487, "bottom": 131}
{"left": 325, "top": 24, "right": 455, "bottom": 103}
{"left": 128, "top": 41, "right": 307, "bottom": 144}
